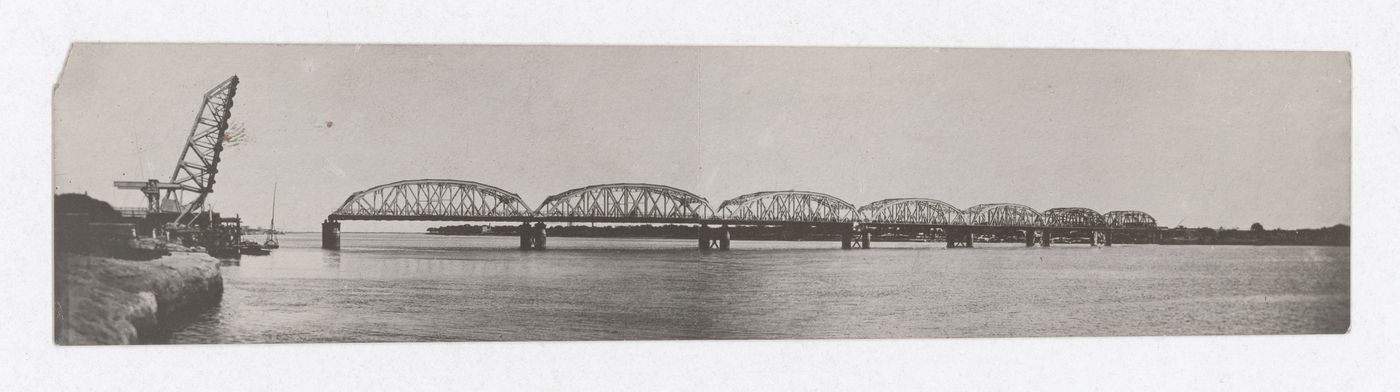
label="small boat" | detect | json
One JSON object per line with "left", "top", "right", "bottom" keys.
{"left": 262, "top": 183, "right": 281, "bottom": 249}
{"left": 237, "top": 240, "right": 270, "bottom": 256}
{"left": 208, "top": 246, "right": 242, "bottom": 259}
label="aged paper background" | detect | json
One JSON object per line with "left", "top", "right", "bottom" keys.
{"left": 4, "top": 1, "right": 1399, "bottom": 391}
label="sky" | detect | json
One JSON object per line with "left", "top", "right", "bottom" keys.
{"left": 52, "top": 44, "right": 1350, "bottom": 232}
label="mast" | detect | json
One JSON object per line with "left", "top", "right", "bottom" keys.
{"left": 270, "top": 182, "right": 278, "bottom": 230}
{"left": 265, "top": 183, "right": 280, "bottom": 246}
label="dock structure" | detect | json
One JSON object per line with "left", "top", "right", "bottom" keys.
{"left": 322, "top": 179, "right": 1160, "bottom": 250}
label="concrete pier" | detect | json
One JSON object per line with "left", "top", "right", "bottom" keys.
{"left": 842, "top": 224, "right": 871, "bottom": 249}
{"left": 1040, "top": 229, "right": 1052, "bottom": 247}
{"left": 945, "top": 229, "right": 974, "bottom": 248}
{"left": 531, "top": 222, "right": 547, "bottom": 249}
{"left": 698, "top": 224, "right": 711, "bottom": 250}
{"left": 1024, "top": 230, "right": 1036, "bottom": 247}
{"left": 719, "top": 225, "right": 731, "bottom": 250}
{"left": 321, "top": 220, "right": 341, "bottom": 250}
{"left": 518, "top": 222, "right": 532, "bottom": 250}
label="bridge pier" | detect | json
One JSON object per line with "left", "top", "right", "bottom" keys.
{"left": 1024, "top": 229, "right": 1035, "bottom": 247}
{"left": 945, "top": 229, "right": 973, "bottom": 248}
{"left": 698, "top": 224, "right": 711, "bottom": 250}
{"left": 518, "top": 222, "right": 532, "bottom": 250}
{"left": 1041, "top": 229, "right": 1052, "bottom": 247}
{"left": 719, "top": 225, "right": 731, "bottom": 250}
{"left": 321, "top": 220, "right": 341, "bottom": 250}
{"left": 842, "top": 224, "right": 872, "bottom": 249}
{"left": 532, "top": 222, "right": 547, "bottom": 249}
{"left": 1105, "top": 230, "right": 1114, "bottom": 246}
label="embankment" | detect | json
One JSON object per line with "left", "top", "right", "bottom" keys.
{"left": 54, "top": 252, "right": 223, "bottom": 345}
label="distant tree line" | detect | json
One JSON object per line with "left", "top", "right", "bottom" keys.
{"left": 1161, "top": 224, "right": 1349, "bottom": 246}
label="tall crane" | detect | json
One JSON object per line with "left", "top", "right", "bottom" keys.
{"left": 114, "top": 75, "right": 240, "bottom": 228}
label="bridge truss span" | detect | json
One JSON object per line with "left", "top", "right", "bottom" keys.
{"left": 1042, "top": 207, "right": 1106, "bottom": 227}
{"left": 857, "top": 198, "right": 966, "bottom": 226}
{"left": 1105, "top": 210, "right": 1158, "bottom": 229}
{"left": 534, "top": 183, "right": 714, "bottom": 222}
{"left": 715, "top": 190, "right": 857, "bottom": 224}
{"left": 965, "top": 203, "right": 1043, "bottom": 227}
{"left": 329, "top": 179, "right": 533, "bottom": 221}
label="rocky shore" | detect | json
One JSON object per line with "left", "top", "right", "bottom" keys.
{"left": 54, "top": 251, "right": 223, "bottom": 345}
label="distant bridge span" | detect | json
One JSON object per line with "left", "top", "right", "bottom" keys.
{"left": 321, "top": 179, "right": 1161, "bottom": 250}
{"left": 328, "top": 179, "right": 534, "bottom": 222}
{"left": 536, "top": 183, "right": 714, "bottom": 223}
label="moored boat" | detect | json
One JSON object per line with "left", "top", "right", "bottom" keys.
{"left": 237, "top": 240, "right": 270, "bottom": 256}
{"left": 262, "top": 183, "right": 281, "bottom": 249}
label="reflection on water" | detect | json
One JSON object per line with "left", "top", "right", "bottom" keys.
{"left": 169, "top": 233, "right": 1349, "bottom": 343}
{"left": 321, "top": 250, "right": 341, "bottom": 268}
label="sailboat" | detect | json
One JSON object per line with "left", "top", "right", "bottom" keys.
{"left": 263, "top": 183, "right": 280, "bottom": 249}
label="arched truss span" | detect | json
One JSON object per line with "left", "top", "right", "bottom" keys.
{"left": 331, "top": 179, "right": 532, "bottom": 219}
{"left": 857, "top": 198, "right": 966, "bottom": 225}
{"left": 965, "top": 203, "right": 1042, "bottom": 226}
{"left": 1042, "top": 207, "right": 1106, "bottom": 227}
{"left": 535, "top": 183, "right": 714, "bottom": 221}
{"left": 1105, "top": 210, "right": 1158, "bottom": 228}
{"left": 716, "top": 190, "right": 856, "bottom": 223}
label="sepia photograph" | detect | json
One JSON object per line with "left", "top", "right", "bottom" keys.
{"left": 50, "top": 44, "right": 1350, "bottom": 345}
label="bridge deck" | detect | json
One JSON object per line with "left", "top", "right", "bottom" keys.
{"left": 326, "top": 214, "right": 1157, "bottom": 231}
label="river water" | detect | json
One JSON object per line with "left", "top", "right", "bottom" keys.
{"left": 167, "top": 232, "right": 1349, "bottom": 343}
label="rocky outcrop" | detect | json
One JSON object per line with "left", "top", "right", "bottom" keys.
{"left": 54, "top": 252, "right": 223, "bottom": 345}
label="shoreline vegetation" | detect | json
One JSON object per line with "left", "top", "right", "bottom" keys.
{"left": 426, "top": 223, "right": 1350, "bottom": 246}
{"left": 54, "top": 193, "right": 224, "bottom": 345}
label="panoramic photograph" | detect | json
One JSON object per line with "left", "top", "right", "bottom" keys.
{"left": 51, "top": 44, "right": 1350, "bottom": 344}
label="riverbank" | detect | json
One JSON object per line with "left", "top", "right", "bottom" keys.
{"left": 54, "top": 251, "right": 223, "bottom": 345}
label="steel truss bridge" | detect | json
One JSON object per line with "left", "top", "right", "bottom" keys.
{"left": 323, "top": 179, "right": 1160, "bottom": 250}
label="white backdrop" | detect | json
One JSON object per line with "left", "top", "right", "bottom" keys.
{"left": 3, "top": 1, "right": 1397, "bottom": 390}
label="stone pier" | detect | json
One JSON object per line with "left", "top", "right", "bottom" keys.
{"left": 945, "top": 229, "right": 974, "bottom": 248}
{"left": 321, "top": 220, "right": 341, "bottom": 250}
{"left": 531, "top": 222, "right": 547, "bottom": 249}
